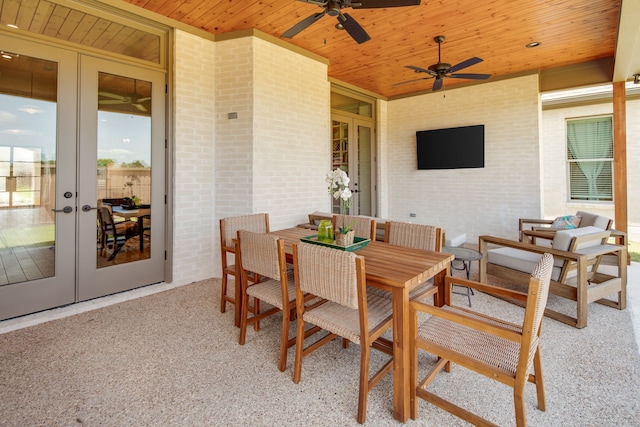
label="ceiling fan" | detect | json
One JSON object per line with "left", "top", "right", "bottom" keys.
{"left": 394, "top": 35, "right": 491, "bottom": 91}
{"left": 98, "top": 92, "right": 150, "bottom": 112}
{"left": 282, "top": 0, "right": 422, "bottom": 44}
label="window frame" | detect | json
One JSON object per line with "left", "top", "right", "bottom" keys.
{"left": 565, "top": 115, "right": 614, "bottom": 203}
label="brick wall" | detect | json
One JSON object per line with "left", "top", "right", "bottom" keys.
{"left": 385, "top": 75, "right": 541, "bottom": 242}
{"left": 172, "top": 32, "right": 330, "bottom": 285}
{"left": 173, "top": 30, "right": 217, "bottom": 285}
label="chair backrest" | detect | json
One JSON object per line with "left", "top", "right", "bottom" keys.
{"left": 384, "top": 220, "right": 443, "bottom": 252}
{"left": 237, "top": 230, "right": 284, "bottom": 281}
{"left": 332, "top": 214, "right": 376, "bottom": 240}
{"left": 293, "top": 242, "right": 362, "bottom": 309}
{"left": 98, "top": 206, "right": 116, "bottom": 232}
{"left": 220, "top": 213, "right": 270, "bottom": 250}
{"left": 518, "top": 253, "right": 553, "bottom": 376}
{"left": 576, "top": 210, "right": 612, "bottom": 230}
{"left": 525, "top": 253, "right": 554, "bottom": 339}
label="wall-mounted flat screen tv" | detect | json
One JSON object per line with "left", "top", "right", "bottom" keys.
{"left": 416, "top": 124, "right": 485, "bottom": 169}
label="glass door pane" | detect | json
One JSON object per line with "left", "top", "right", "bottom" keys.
{"left": 96, "top": 73, "right": 152, "bottom": 267}
{"left": 356, "top": 123, "right": 373, "bottom": 217}
{"left": 0, "top": 36, "right": 77, "bottom": 320}
{"left": 332, "top": 119, "right": 349, "bottom": 214}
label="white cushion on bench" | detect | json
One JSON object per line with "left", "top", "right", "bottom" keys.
{"left": 488, "top": 226, "right": 608, "bottom": 282}
{"left": 488, "top": 247, "right": 563, "bottom": 281}
{"left": 445, "top": 231, "right": 466, "bottom": 247}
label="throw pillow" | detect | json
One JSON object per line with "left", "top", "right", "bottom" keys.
{"left": 551, "top": 215, "right": 582, "bottom": 229}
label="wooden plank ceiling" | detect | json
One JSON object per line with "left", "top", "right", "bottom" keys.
{"left": 1, "top": 0, "right": 624, "bottom": 98}
{"left": 122, "top": 0, "right": 622, "bottom": 97}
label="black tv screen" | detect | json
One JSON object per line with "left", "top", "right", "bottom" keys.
{"left": 416, "top": 125, "right": 485, "bottom": 169}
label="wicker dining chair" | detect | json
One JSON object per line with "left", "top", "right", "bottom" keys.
{"left": 236, "top": 229, "right": 298, "bottom": 372}
{"left": 374, "top": 220, "right": 443, "bottom": 300}
{"left": 291, "top": 242, "right": 394, "bottom": 424}
{"left": 332, "top": 214, "right": 377, "bottom": 240}
{"left": 219, "top": 213, "right": 269, "bottom": 314}
{"left": 410, "top": 252, "right": 554, "bottom": 427}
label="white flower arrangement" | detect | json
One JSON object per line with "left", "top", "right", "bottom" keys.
{"left": 326, "top": 168, "right": 353, "bottom": 234}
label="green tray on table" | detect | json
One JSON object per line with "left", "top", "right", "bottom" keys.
{"left": 301, "top": 235, "right": 371, "bottom": 252}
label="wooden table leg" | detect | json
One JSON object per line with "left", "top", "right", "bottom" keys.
{"left": 391, "top": 284, "right": 411, "bottom": 422}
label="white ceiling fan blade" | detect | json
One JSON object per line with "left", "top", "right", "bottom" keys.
{"left": 98, "top": 99, "right": 129, "bottom": 105}
{"left": 98, "top": 91, "right": 128, "bottom": 101}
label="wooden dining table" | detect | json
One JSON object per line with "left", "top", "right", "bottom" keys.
{"left": 111, "top": 206, "right": 151, "bottom": 251}
{"left": 263, "top": 227, "right": 454, "bottom": 422}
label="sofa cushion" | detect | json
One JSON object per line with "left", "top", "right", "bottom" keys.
{"left": 488, "top": 247, "right": 563, "bottom": 281}
{"left": 575, "top": 211, "right": 611, "bottom": 229}
{"left": 551, "top": 226, "right": 609, "bottom": 252}
{"left": 551, "top": 215, "right": 581, "bottom": 229}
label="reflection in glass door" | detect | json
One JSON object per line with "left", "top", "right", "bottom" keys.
{"left": 96, "top": 73, "right": 152, "bottom": 267}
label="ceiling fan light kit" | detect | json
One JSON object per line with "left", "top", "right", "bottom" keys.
{"left": 282, "top": 0, "right": 421, "bottom": 44}
{"left": 394, "top": 35, "right": 491, "bottom": 92}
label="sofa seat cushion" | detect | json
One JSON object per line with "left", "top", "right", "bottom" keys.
{"left": 488, "top": 247, "right": 563, "bottom": 281}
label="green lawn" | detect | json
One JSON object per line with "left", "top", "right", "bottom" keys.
{"left": 629, "top": 241, "right": 640, "bottom": 263}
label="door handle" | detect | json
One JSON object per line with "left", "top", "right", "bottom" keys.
{"left": 82, "top": 205, "right": 98, "bottom": 212}
{"left": 52, "top": 206, "right": 73, "bottom": 213}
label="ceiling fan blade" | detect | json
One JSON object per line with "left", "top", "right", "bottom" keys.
{"left": 405, "top": 65, "right": 438, "bottom": 77}
{"left": 352, "top": 0, "right": 421, "bottom": 8}
{"left": 338, "top": 13, "right": 371, "bottom": 44}
{"left": 282, "top": 12, "right": 326, "bottom": 38}
{"left": 98, "top": 99, "right": 129, "bottom": 105}
{"left": 449, "top": 73, "right": 491, "bottom": 80}
{"left": 432, "top": 78, "right": 443, "bottom": 91}
{"left": 133, "top": 103, "right": 148, "bottom": 112}
{"left": 446, "top": 57, "right": 483, "bottom": 74}
{"left": 392, "top": 76, "right": 432, "bottom": 86}
{"left": 135, "top": 97, "right": 151, "bottom": 103}
{"left": 98, "top": 91, "right": 127, "bottom": 101}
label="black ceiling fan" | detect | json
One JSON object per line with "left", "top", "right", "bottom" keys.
{"left": 282, "top": 0, "right": 422, "bottom": 44}
{"left": 394, "top": 35, "right": 491, "bottom": 91}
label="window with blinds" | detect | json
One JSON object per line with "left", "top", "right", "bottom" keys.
{"left": 566, "top": 116, "right": 613, "bottom": 201}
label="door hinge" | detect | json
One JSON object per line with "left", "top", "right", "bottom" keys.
{"left": 165, "top": 250, "right": 167, "bottom": 260}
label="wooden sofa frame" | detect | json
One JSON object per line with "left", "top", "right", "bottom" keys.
{"left": 479, "top": 232, "right": 627, "bottom": 329}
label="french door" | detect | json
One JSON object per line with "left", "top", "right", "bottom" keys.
{"left": 332, "top": 113, "right": 376, "bottom": 217}
{"left": 0, "top": 35, "right": 165, "bottom": 320}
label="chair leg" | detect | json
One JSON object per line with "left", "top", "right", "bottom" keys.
{"left": 293, "top": 316, "right": 305, "bottom": 384}
{"left": 220, "top": 273, "right": 229, "bottom": 313}
{"left": 278, "top": 308, "right": 290, "bottom": 372}
{"left": 514, "top": 386, "right": 527, "bottom": 427}
{"left": 357, "top": 344, "right": 370, "bottom": 424}
{"left": 238, "top": 290, "right": 250, "bottom": 345}
{"left": 533, "top": 349, "right": 546, "bottom": 411}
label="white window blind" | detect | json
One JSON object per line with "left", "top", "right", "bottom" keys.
{"left": 566, "top": 116, "right": 613, "bottom": 201}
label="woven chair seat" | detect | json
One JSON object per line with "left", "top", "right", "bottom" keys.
{"left": 246, "top": 270, "right": 296, "bottom": 310}
{"left": 303, "top": 293, "right": 392, "bottom": 344}
{"left": 418, "top": 306, "right": 537, "bottom": 377}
